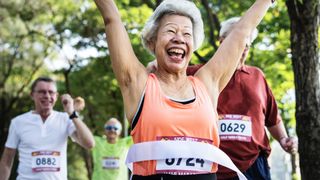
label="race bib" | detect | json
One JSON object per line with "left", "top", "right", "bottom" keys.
{"left": 218, "top": 114, "right": 252, "bottom": 142}
{"left": 31, "top": 151, "right": 61, "bottom": 172}
{"left": 102, "top": 157, "right": 120, "bottom": 169}
{"left": 155, "top": 136, "right": 213, "bottom": 175}
{"left": 157, "top": 158, "right": 212, "bottom": 175}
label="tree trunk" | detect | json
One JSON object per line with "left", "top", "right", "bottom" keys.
{"left": 285, "top": 0, "right": 320, "bottom": 178}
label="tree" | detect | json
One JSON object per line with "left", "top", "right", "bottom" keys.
{"left": 286, "top": 0, "right": 320, "bottom": 178}
{"left": 0, "top": 0, "right": 53, "bottom": 155}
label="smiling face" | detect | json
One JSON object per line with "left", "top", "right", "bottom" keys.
{"left": 104, "top": 118, "right": 122, "bottom": 144}
{"left": 152, "top": 14, "right": 194, "bottom": 73}
{"left": 31, "top": 81, "right": 58, "bottom": 116}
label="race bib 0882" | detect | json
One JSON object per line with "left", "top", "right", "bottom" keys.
{"left": 31, "top": 151, "right": 61, "bottom": 172}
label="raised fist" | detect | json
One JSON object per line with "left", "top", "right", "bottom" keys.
{"left": 74, "top": 97, "right": 85, "bottom": 112}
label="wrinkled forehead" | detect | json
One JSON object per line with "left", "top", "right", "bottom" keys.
{"left": 159, "top": 14, "right": 193, "bottom": 30}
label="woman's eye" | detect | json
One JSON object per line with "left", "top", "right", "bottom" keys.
{"left": 184, "top": 32, "right": 192, "bottom": 37}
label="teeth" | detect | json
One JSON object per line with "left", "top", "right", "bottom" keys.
{"left": 168, "top": 48, "right": 184, "bottom": 54}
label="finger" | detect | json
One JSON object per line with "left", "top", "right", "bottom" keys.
{"left": 286, "top": 140, "right": 293, "bottom": 146}
{"left": 61, "top": 94, "right": 73, "bottom": 106}
{"left": 62, "top": 99, "right": 69, "bottom": 105}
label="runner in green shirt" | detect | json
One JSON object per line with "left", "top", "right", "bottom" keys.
{"left": 91, "top": 118, "right": 133, "bottom": 180}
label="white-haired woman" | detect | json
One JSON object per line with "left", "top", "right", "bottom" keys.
{"left": 93, "top": 0, "right": 274, "bottom": 179}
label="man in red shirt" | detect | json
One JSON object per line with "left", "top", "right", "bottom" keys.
{"left": 147, "top": 16, "right": 298, "bottom": 180}
{"left": 188, "top": 17, "right": 297, "bottom": 180}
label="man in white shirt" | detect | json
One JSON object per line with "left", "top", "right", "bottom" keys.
{"left": 0, "top": 77, "right": 95, "bottom": 180}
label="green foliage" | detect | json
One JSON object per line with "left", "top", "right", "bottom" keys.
{"left": 121, "top": 4, "right": 154, "bottom": 63}
{"left": 66, "top": 58, "right": 125, "bottom": 135}
{"left": 292, "top": 173, "right": 301, "bottom": 180}
{"left": 252, "top": 2, "right": 295, "bottom": 131}
{"left": 0, "top": 0, "right": 55, "bottom": 115}
{"left": 67, "top": 143, "right": 88, "bottom": 180}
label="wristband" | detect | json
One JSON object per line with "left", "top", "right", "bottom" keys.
{"left": 69, "top": 111, "right": 79, "bottom": 119}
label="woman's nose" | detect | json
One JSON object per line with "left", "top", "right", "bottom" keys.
{"left": 172, "top": 33, "right": 186, "bottom": 44}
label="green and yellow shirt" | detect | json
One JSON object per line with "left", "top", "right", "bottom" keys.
{"left": 92, "top": 136, "right": 133, "bottom": 180}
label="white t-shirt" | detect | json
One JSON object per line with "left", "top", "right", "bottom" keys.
{"left": 5, "top": 111, "right": 76, "bottom": 180}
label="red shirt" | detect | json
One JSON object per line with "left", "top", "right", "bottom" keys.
{"left": 187, "top": 65, "right": 281, "bottom": 179}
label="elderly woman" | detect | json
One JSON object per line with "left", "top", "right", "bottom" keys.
{"left": 93, "top": 0, "right": 274, "bottom": 179}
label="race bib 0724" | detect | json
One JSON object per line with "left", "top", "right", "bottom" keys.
{"left": 155, "top": 136, "right": 213, "bottom": 175}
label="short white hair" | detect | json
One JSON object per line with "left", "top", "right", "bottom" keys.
{"left": 219, "top": 17, "right": 258, "bottom": 44}
{"left": 141, "top": 0, "right": 204, "bottom": 55}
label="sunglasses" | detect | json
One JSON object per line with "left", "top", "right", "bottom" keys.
{"left": 104, "top": 125, "right": 119, "bottom": 131}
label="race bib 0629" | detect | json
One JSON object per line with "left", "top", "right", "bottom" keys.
{"left": 218, "top": 114, "right": 252, "bottom": 142}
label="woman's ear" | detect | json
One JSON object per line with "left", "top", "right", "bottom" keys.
{"left": 147, "top": 40, "right": 155, "bottom": 54}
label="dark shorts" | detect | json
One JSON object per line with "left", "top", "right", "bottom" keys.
{"left": 223, "top": 154, "right": 271, "bottom": 180}
{"left": 132, "top": 173, "right": 217, "bottom": 180}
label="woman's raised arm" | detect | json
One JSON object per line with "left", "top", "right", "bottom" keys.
{"left": 196, "top": 0, "right": 274, "bottom": 97}
{"left": 94, "top": 0, "right": 148, "bottom": 121}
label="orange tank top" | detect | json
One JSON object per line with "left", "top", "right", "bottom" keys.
{"left": 131, "top": 74, "right": 220, "bottom": 176}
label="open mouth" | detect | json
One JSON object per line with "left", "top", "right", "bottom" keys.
{"left": 167, "top": 48, "right": 185, "bottom": 59}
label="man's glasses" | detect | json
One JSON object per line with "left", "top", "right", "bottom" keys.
{"left": 105, "top": 125, "right": 119, "bottom": 131}
{"left": 34, "top": 90, "right": 57, "bottom": 96}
